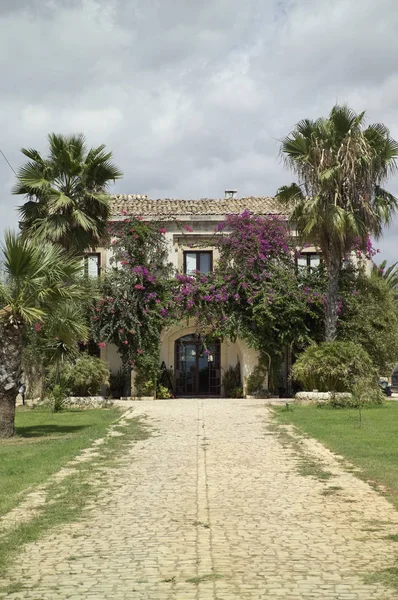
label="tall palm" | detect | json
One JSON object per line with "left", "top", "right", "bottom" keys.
{"left": 277, "top": 105, "right": 398, "bottom": 341}
{"left": 14, "top": 134, "right": 123, "bottom": 254}
{"left": 371, "top": 259, "right": 398, "bottom": 296}
{"left": 0, "top": 232, "right": 89, "bottom": 437}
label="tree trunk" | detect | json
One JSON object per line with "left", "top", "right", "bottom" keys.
{"left": 325, "top": 254, "right": 341, "bottom": 342}
{"left": 0, "top": 321, "right": 23, "bottom": 438}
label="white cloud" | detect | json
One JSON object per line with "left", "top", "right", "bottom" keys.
{"left": 0, "top": 0, "right": 397, "bottom": 262}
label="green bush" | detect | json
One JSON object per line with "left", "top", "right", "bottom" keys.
{"left": 63, "top": 356, "right": 109, "bottom": 396}
{"left": 291, "top": 341, "right": 377, "bottom": 393}
{"left": 49, "top": 384, "right": 67, "bottom": 412}
{"left": 326, "top": 391, "right": 383, "bottom": 409}
{"left": 157, "top": 385, "right": 171, "bottom": 399}
{"left": 223, "top": 364, "right": 242, "bottom": 397}
{"left": 246, "top": 364, "right": 267, "bottom": 395}
{"left": 229, "top": 386, "right": 244, "bottom": 398}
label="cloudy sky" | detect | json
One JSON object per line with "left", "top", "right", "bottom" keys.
{"left": 1, "top": 0, "right": 397, "bottom": 263}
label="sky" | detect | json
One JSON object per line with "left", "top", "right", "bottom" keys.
{"left": 0, "top": 0, "right": 397, "bottom": 263}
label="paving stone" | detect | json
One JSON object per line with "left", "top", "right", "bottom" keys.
{"left": 1, "top": 399, "right": 398, "bottom": 599}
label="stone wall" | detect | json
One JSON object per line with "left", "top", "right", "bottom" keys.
{"left": 64, "top": 396, "right": 114, "bottom": 409}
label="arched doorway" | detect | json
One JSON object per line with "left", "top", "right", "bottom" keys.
{"left": 175, "top": 335, "right": 221, "bottom": 396}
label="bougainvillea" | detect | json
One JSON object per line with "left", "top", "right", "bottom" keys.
{"left": 89, "top": 209, "right": 394, "bottom": 394}
{"left": 90, "top": 211, "right": 332, "bottom": 391}
{"left": 90, "top": 217, "right": 173, "bottom": 389}
{"left": 169, "top": 212, "right": 326, "bottom": 386}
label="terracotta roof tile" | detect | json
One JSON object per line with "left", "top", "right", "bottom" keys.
{"left": 110, "top": 195, "right": 285, "bottom": 218}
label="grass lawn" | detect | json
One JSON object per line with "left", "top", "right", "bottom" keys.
{"left": 0, "top": 405, "right": 149, "bottom": 587}
{"left": 0, "top": 405, "right": 122, "bottom": 518}
{"left": 273, "top": 401, "right": 398, "bottom": 509}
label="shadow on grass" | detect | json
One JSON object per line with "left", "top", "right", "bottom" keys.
{"left": 15, "top": 425, "right": 88, "bottom": 438}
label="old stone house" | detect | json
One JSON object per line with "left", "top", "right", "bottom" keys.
{"left": 89, "top": 193, "right": 320, "bottom": 397}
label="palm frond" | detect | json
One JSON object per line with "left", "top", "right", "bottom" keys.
{"left": 278, "top": 104, "right": 398, "bottom": 259}
{"left": 15, "top": 134, "right": 122, "bottom": 253}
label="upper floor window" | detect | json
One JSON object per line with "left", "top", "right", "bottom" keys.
{"left": 297, "top": 253, "right": 321, "bottom": 272}
{"left": 83, "top": 253, "right": 101, "bottom": 277}
{"left": 184, "top": 251, "right": 212, "bottom": 275}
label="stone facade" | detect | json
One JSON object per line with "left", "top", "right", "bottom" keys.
{"left": 97, "top": 195, "right": 282, "bottom": 397}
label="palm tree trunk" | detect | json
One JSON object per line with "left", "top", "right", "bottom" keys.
{"left": 0, "top": 321, "right": 23, "bottom": 438}
{"left": 325, "top": 254, "right": 341, "bottom": 342}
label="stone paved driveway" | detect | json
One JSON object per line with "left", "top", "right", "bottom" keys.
{"left": 3, "top": 398, "right": 398, "bottom": 599}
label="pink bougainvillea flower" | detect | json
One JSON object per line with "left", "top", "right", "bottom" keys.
{"left": 137, "top": 216, "right": 143, "bottom": 221}
{"left": 134, "top": 284, "right": 145, "bottom": 290}
{"left": 122, "top": 340, "right": 128, "bottom": 345}
{"left": 159, "top": 227, "right": 166, "bottom": 234}
{"left": 97, "top": 342, "right": 106, "bottom": 348}
{"left": 119, "top": 329, "right": 124, "bottom": 333}
{"left": 184, "top": 225, "right": 193, "bottom": 232}
{"left": 34, "top": 322, "right": 41, "bottom": 332}
{"left": 137, "top": 349, "right": 143, "bottom": 354}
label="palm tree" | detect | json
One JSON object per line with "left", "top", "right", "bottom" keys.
{"left": 0, "top": 232, "right": 89, "bottom": 437}
{"left": 371, "top": 259, "right": 398, "bottom": 296}
{"left": 277, "top": 105, "right": 398, "bottom": 341}
{"left": 14, "top": 133, "right": 123, "bottom": 254}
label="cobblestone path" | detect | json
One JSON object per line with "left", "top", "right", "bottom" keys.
{"left": 3, "top": 399, "right": 398, "bottom": 599}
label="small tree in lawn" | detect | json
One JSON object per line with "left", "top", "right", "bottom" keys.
{"left": 90, "top": 216, "right": 173, "bottom": 393}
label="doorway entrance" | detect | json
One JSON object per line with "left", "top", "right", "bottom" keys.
{"left": 175, "top": 335, "right": 221, "bottom": 396}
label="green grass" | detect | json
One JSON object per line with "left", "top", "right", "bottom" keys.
{"left": 273, "top": 402, "right": 398, "bottom": 509}
{"left": 0, "top": 405, "right": 122, "bottom": 518}
{"left": 0, "top": 410, "right": 149, "bottom": 585}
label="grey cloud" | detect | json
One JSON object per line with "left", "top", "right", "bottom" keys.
{"left": 1, "top": 0, "right": 398, "bottom": 263}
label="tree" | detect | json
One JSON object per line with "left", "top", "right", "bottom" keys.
{"left": 338, "top": 268, "right": 398, "bottom": 375}
{"left": 0, "top": 232, "right": 88, "bottom": 437}
{"left": 14, "top": 133, "right": 123, "bottom": 254}
{"left": 277, "top": 105, "right": 398, "bottom": 341}
{"left": 371, "top": 259, "right": 398, "bottom": 297}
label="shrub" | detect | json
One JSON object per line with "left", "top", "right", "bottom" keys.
{"left": 229, "top": 386, "right": 244, "bottom": 398}
{"left": 223, "top": 364, "right": 242, "bottom": 397}
{"left": 246, "top": 364, "right": 267, "bottom": 395}
{"left": 49, "top": 384, "right": 67, "bottom": 412}
{"left": 64, "top": 356, "right": 109, "bottom": 396}
{"left": 157, "top": 385, "right": 171, "bottom": 399}
{"left": 291, "top": 341, "right": 377, "bottom": 393}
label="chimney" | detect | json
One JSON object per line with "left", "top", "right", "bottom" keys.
{"left": 225, "top": 189, "right": 237, "bottom": 199}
